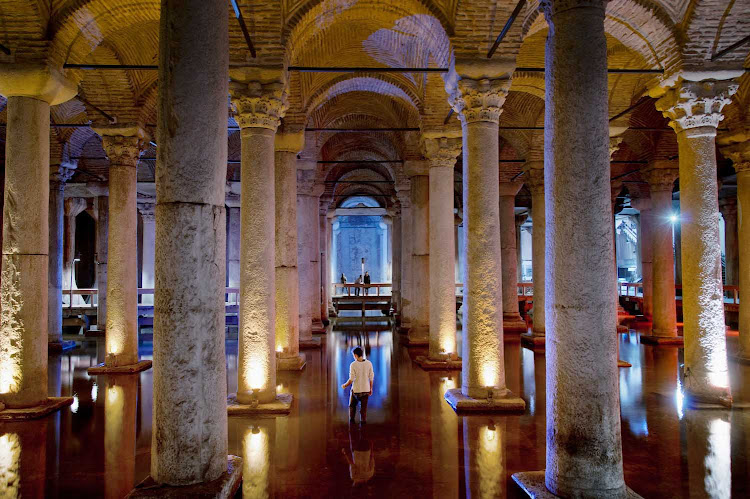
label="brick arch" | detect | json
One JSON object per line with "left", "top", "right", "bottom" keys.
{"left": 305, "top": 75, "right": 422, "bottom": 118}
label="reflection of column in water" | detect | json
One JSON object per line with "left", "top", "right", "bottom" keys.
{"left": 242, "top": 421, "right": 274, "bottom": 498}
{"left": 463, "top": 417, "right": 505, "bottom": 498}
{"left": 104, "top": 375, "right": 138, "bottom": 499}
{"left": 47, "top": 355, "right": 62, "bottom": 492}
{"left": 0, "top": 419, "right": 47, "bottom": 498}
{"left": 686, "top": 410, "right": 731, "bottom": 499}
{"left": 274, "top": 374, "right": 299, "bottom": 475}
{"left": 533, "top": 352, "right": 546, "bottom": 465}
{"left": 645, "top": 348, "right": 680, "bottom": 486}
{"left": 430, "top": 373, "right": 458, "bottom": 497}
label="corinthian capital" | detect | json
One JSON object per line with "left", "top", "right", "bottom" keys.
{"left": 92, "top": 125, "right": 149, "bottom": 168}
{"left": 523, "top": 162, "right": 544, "bottom": 195}
{"left": 447, "top": 77, "right": 510, "bottom": 125}
{"left": 655, "top": 79, "right": 738, "bottom": 134}
{"left": 50, "top": 162, "right": 77, "bottom": 187}
{"left": 229, "top": 72, "right": 288, "bottom": 131}
{"left": 421, "top": 131, "right": 462, "bottom": 168}
{"left": 721, "top": 140, "right": 750, "bottom": 174}
{"left": 643, "top": 165, "right": 678, "bottom": 192}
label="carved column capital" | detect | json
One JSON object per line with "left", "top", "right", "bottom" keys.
{"left": 643, "top": 166, "right": 678, "bottom": 193}
{"left": 138, "top": 202, "right": 156, "bottom": 222}
{"left": 721, "top": 140, "right": 750, "bottom": 174}
{"left": 523, "top": 163, "right": 544, "bottom": 195}
{"left": 629, "top": 196, "right": 651, "bottom": 213}
{"left": 655, "top": 79, "right": 738, "bottom": 135}
{"left": 92, "top": 125, "right": 149, "bottom": 168}
{"left": 275, "top": 128, "right": 305, "bottom": 153}
{"left": 448, "top": 77, "right": 510, "bottom": 125}
{"left": 50, "top": 163, "right": 77, "bottom": 189}
{"left": 229, "top": 76, "right": 288, "bottom": 131}
{"left": 64, "top": 197, "right": 88, "bottom": 218}
{"left": 719, "top": 198, "right": 737, "bottom": 220}
{"left": 421, "top": 132, "right": 462, "bottom": 168}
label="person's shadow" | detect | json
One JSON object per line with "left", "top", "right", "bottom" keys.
{"left": 341, "top": 423, "right": 375, "bottom": 485}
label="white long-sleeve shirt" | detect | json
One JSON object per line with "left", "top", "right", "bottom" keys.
{"left": 349, "top": 359, "right": 374, "bottom": 394}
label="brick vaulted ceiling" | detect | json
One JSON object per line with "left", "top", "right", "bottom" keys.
{"left": 0, "top": 0, "right": 748, "bottom": 205}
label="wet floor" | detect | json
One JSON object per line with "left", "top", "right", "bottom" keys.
{"left": 1, "top": 321, "right": 749, "bottom": 498}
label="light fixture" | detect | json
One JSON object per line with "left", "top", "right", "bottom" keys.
{"left": 669, "top": 214, "right": 678, "bottom": 223}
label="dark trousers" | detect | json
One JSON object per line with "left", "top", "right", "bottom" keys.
{"left": 355, "top": 287, "right": 360, "bottom": 296}
{"left": 349, "top": 392, "right": 369, "bottom": 422}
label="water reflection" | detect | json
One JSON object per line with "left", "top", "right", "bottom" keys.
{"left": 462, "top": 417, "right": 506, "bottom": 498}
{"left": 342, "top": 423, "right": 375, "bottom": 485}
{"left": 687, "top": 411, "right": 732, "bottom": 499}
{"left": 0, "top": 420, "right": 47, "bottom": 498}
{"left": 430, "top": 372, "right": 459, "bottom": 497}
{"left": 104, "top": 375, "right": 138, "bottom": 499}
{"left": 242, "top": 422, "right": 273, "bottom": 498}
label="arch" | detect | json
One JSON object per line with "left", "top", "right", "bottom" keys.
{"left": 305, "top": 76, "right": 422, "bottom": 117}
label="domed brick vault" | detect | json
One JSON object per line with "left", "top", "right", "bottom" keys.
{"left": 0, "top": 0, "right": 749, "bottom": 497}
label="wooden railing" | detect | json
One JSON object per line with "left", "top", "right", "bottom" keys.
{"left": 618, "top": 283, "right": 739, "bottom": 305}
{"left": 333, "top": 283, "right": 391, "bottom": 297}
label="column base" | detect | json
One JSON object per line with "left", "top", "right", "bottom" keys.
{"left": 444, "top": 388, "right": 525, "bottom": 413}
{"left": 683, "top": 387, "right": 733, "bottom": 409}
{"left": 503, "top": 315, "right": 528, "bottom": 333}
{"left": 401, "top": 334, "right": 428, "bottom": 347}
{"left": 126, "top": 455, "right": 242, "bottom": 498}
{"left": 414, "top": 355, "right": 462, "bottom": 370}
{"left": 640, "top": 335, "right": 683, "bottom": 346}
{"left": 617, "top": 324, "right": 630, "bottom": 334}
{"left": 276, "top": 354, "right": 306, "bottom": 371}
{"left": 227, "top": 393, "right": 293, "bottom": 415}
{"left": 521, "top": 333, "right": 545, "bottom": 351}
{"left": 730, "top": 353, "right": 750, "bottom": 365}
{"left": 618, "top": 359, "right": 632, "bottom": 368}
{"left": 48, "top": 340, "right": 78, "bottom": 353}
{"left": 312, "top": 320, "right": 326, "bottom": 334}
{"left": 511, "top": 471, "right": 643, "bottom": 498}
{"left": 88, "top": 360, "right": 153, "bottom": 375}
{"left": 0, "top": 397, "right": 74, "bottom": 421}
{"left": 299, "top": 337, "right": 322, "bottom": 349}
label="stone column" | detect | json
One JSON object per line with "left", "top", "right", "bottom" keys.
{"left": 229, "top": 69, "right": 294, "bottom": 412}
{"left": 498, "top": 181, "right": 525, "bottom": 331}
{"left": 297, "top": 170, "right": 324, "bottom": 344}
{"left": 391, "top": 208, "right": 402, "bottom": 315}
{"left": 654, "top": 77, "right": 738, "bottom": 406}
{"left": 326, "top": 212, "right": 336, "bottom": 314}
{"left": 722, "top": 144, "right": 750, "bottom": 361}
{"left": 226, "top": 205, "right": 241, "bottom": 289}
{"left": 630, "top": 197, "right": 654, "bottom": 320}
{"left": 396, "top": 186, "right": 413, "bottom": 328}
{"left": 512, "top": 1, "right": 631, "bottom": 496}
{"left": 89, "top": 125, "right": 150, "bottom": 372}
{"left": 443, "top": 69, "right": 524, "bottom": 412}
{"left": 641, "top": 166, "right": 680, "bottom": 344}
{"left": 406, "top": 161, "right": 430, "bottom": 344}
{"left": 94, "top": 194, "right": 109, "bottom": 331}
{"left": 319, "top": 198, "right": 331, "bottom": 323}
{"left": 515, "top": 213, "right": 527, "bottom": 282}
{"left": 138, "top": 201, "right": 156, "bottom": 305}
{"left": 48, "top": 164, "right": 76, "bottom": 350}
{"left": 719, "top": 199, "right": 738, "bottom": 286}
{"left": 0, "top": 64, "right": 76, "bottom": 411}
{"left": 308, "top": 187, "right": 324, "bottom": 333}
{"left": 151, "top": 0, "right": 234, "bottom": 486}
{"left": 419, "top": 134, "right": 462, "bottom": 366}
{"left": 63, "top": 197, "right": 87, "bottom": 303}
{"left": 274, "top": 130, "right": 306, "bottom": 369}
{"left": 521, "top": 163, "right": 545, "bottom": 347}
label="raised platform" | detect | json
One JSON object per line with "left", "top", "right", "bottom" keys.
{"left": 299, "top": 337, "right": 322, "bottom": 349}
{"left": 618, "top": 359, "right": 632, "bottom": 368}
{"left": 49, "top": 340, "right": 78, "bottom": 353}
{"left": 88, "top": 360, "right": 153, "bottom": 375}
{"left": 512, "top": 471, "right": 643, "bottom": 498}
{"left": 640, "top": 335, "right": 683, "bottom": 346}
{"left": 227, "top": 393, "right": 293, "bottom": 415}
{"left": 415, "top": 355, "right": 462, "bottom": 370}
{"left": 444, "top": 388, "right": 525, "bottom": 413}
{"left": 127, "top": 455, "right": 242, "bottom": 498}
{"left": 0, "top": 397, "right": 74, "bottom": 421}
{"left": 277, "top": 355, "right": 306, "bottom": 371}
{"left": 503, "top": 315, "right": 528, "bottom": 333}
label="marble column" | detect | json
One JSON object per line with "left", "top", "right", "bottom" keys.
{"left": 719, "top": 199, "right": 738, "bottom": 286}
{"left": 229, "top": 69, "right": 294, "bottom": 411}
{"left": 722, "top": 144, "right": 750, "bottom": 361}
{"left": 63, "top": 197, "right": 87, "bottom": 303}
{"left": 326, "top": 212, "right": 336, "bottom": 314}
{"left": 396, "top": 186, "right": 413, "bottom": 328}
{"left": 421, "top": 134, "right": 462, "bottom": 365}
{"left": 391, "top": 208, "right": 402, "bottom": 315}
{"left": 95, "top": 195, "right": 109, "bottom": 331}
{"left": 319, "top": 198, "right": 331, "bottom": 323}
{"left": 0, "top": 64, "right": 76, "bottom": 411}
{"left": 630, "top": 197, "right": 654, "bottom": 320}
{"left": 297, "top": 170, "right": 325, "bottom": 344}
{"left": 274, "top": 130, "right": 306, "bottom": 369}
{"left": 48, "top": 164, "right": 76, "bottom": 350}
{"left": 138, "top": 202, "right": 156, "bottom": 305}
{"left": 641, "top": 166, "right": 680, "bottom": 344}
{"left": 654, "top": 77, "right": 738, "bottom": 406}
{"left": 309, "top": 189, "right": 324, "bottom": 333}
{"left": 521, "top": 163, "right": 545, "bottom": 347}
{"left": 151, "top": 0, "right": 232, "bottom": 485}
{"left": 226, "top": 205, "right": 241, "bottom": 289}
{"left": 515, "top": 213, "right": 527, "bottom": 282}
{"left": 406, "top": 161, "right": 430, "bottom": 344}
{"left": 443, "top": 68, "right": 524, "bottom": 412}
{"left": 90, "top": 125, "right": 149, "bottom": 372}
{"left": 513, "top": 0, "right": 630, "bottom": 496}
{"left": 499, "top": 181, "right": 525, "bottom": 331}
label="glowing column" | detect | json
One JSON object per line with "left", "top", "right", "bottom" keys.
{"left": 521, "top": 163, "right": 545, "bottom": 348}
{"left": 419, "top": 134, "right": 462, "bottom": 366}
{"left": 499, "top": 180, "right": 525, "bottom": 331}
{"left": 443, "top": 68, "right": 524, "bottom": 412}
{"left": 94, "top": 195, "right": 109, "bottom": 331}
{"left": 48, "top": 164, "right": 77, "bottom": 350}
{"left": 104, "top": 375, "right": 138, "bottom": 499}
{"left": 641, "top": 165, "right": 680, "bottom": 344}
{"left": 396, "top": 186, "right": 413, "bottom": 328}
{"left": 0, "top": 64, "right": 76, "bottom": 412}
{"left": 274, "top": 130, "right": 306, "bottom": 370}
{"left": 319, "top": 198, "right": 331, "bottom": 322}
{"left": 721, "top": 143, "right": 750, "bottom": 361}
{"left": 151, "top": 0, "right": 235, "bottom": 486}
{"left": 406, "top": 161, "right": 430, "bottom": 344}
{"left": 654, "top": 77, "right": 738, "bottom": 406}
{"left": 89, "top": 125, "right": 151, "bottom": 373}
{"left": 513, "top": 0, "right": 633, "bottom": 495}
{"left": 630, "top": 196, "right": 654, "bottom": 320}
{"left": 137, "top": 202, "right": 156, "bottom": 305}
{"left": 229, "top": 69, "right": 292, "bottom": 411}
{"left": 464, "top": 418, "right": 506, "bottom": 498}
{"left": 391, "top": 209, "right": 402, "bottom": 314}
